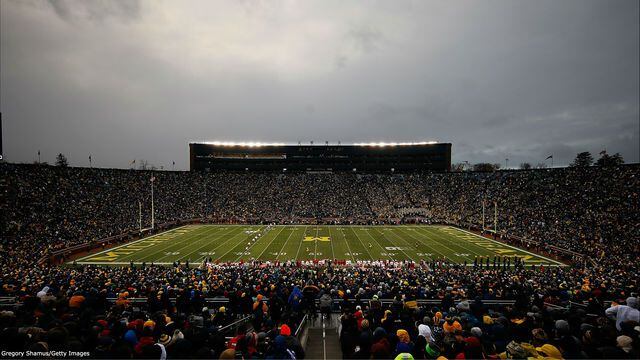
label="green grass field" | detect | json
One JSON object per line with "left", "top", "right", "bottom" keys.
{"left": 73, "top": 225, "right": 564, "bottom": 266}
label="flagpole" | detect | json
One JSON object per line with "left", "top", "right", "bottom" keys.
{"left": 151, "top": 176, "right": 155, "bottom": 230}
{"left": 494, "top": 201, "right": 498, "bottom": 235}
{"left": 482, "top": 198, "right": 485, "bottom": 232}
{"left": 138, "top": 201, "right": 142, "bottom": 232}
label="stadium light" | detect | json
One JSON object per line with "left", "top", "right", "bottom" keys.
{"left": 353, "top": 141, "right": 439, "bottom": 147}
{"left": 190, "top": 141, "right": 287, "bottom": 147}
{"left": 190, "top": 141, "right": 439, "bottom": 147}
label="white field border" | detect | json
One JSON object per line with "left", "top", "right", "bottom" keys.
{"left": 450, "top": 226, "right": 566, "bottom": 266}
{"left": 72, "top": 225, "right": 190, "bottom": 263}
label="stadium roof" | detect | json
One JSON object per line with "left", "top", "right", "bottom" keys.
{"left": 189, "top": 141, "right": 444, "bottom": 147}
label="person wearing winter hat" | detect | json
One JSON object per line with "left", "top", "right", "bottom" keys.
{"left": 503, "top": 340, "right": 527, "bottom": 359}
{"left": 606, "top": 297, "right": 640, "bottom": 331}
{"left": 535, "top": 344, "right": 563, "bottom": 359}
{"left": 371, "top": 327, "right": 391, "bottom": 359}
{"left": 158, "top": 333, "right": 171, "bottom": 346}
{"left": 616, "top": 335, "right": 637, "bottom": 358}
{"left": 279, "top": 324, "right": 305, "bottom": 359}
{"left": 123, "top": 329, "right": 138, "bottom": 346}
{"left": 464, "top": 336, "right": 484, "bottom": 359}
{"left": 442, "top": 317, "right": 462, "bottom": 334}
{"left": 394, "top": 342, "right": 414, "bottom": 360}
{"left": 531, "top": 328, "right": 548, "bottom": 347}
{"left": 554, "top": 319, "right": 570, "bottom": 335}
{"left": 418, "top": 324, "right": 434, "bottom": 342}
{"left": 470, "top": 327, "right": 482, "bottom": 338}
{"left": 135, "top": 327, "right": 155, "bottom": 354}
{"left": 396, "top": 329, "right": 410, "bottom": 344}
{"left": 425, "top": 342, "right": 440, "bottom": 359}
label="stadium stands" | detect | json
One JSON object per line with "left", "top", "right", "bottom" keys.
{"left": 0, "top": 163, "right": 638, "bottom": 358}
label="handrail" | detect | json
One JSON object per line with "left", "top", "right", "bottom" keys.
{"left": 294, "top": 314, "right": 308, "bottom": 337}
{"left": 219, "top": 315, "right": 253, "bottom": 334}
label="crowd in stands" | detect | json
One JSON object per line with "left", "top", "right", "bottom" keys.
{"left": 0, "top": 162, "right": 639, "bottom": 358}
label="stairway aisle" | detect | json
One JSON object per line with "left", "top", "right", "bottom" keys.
{"left": 303, "top": 315, "right": 342, "bottom": 360}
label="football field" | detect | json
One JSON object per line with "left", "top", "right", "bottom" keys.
{"left": 73, "top": 225, "right": 564, "bottom": 266}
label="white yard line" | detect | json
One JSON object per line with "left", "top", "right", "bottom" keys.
{"left": 395, "top": 227, "right": 448, "bottom": 260}
{"left": 213, "top": 226, "right": 267, "bottom": 262}
{"left": 353, "top": 227, "right": 390, "bottom": 260}
{"left": 294, "top": 226, "right": 309, "bottom": 259}
{"left": 347, "top": 227, "right": 375, "bottom": 260}
{"left": 369, "top": 227, "right": 417, "bottom": 261}
{"left": 327, "top": 226, "right": 337, "bottom": 260}
{"left": 329, "top": 226, "right": 353, "bottom": 262}
{"left": 411, "top": 226, "right": 475, "bottom": 263}
{"left": 142, "top": 225, "right": 229, "bottom": 263}
{"left": 275, "top": 227, "right": 299, "bottom": 261}
{"left": 252, "top": 226, "right": 286, "bottom": 261}
{"left": 179, "top": 226, "right": 249, "bottom": 263}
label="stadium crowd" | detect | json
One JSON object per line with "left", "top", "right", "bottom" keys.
{"left": 1, "top": 162, "right": 639, "bottom": 358}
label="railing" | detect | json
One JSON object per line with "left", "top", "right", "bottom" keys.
{"left": 295, "top": 314, "right": 309, "bottom": 339}
{"left": 221, "top": 315, "right": 253, "bottom": 340}
{"left": 100, "top": 297, "right": 517, "bottom": 307}
{"left": 0, "top": 297, "right": 21, "bottom": 307}
{"left": 105, "top": 297, "right": 230, "bottom": 305}
{"left": 10, "top": 296, "right": 603, "bottom": 310}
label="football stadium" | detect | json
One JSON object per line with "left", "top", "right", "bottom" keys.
{"left": 2, "top": 1, "right": 639, "bottom": 359}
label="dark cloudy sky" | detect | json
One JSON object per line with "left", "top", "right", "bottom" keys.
{"left": 1, "top": 0, "right": 638, "bottom": 169}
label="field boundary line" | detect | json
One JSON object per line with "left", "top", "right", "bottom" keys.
{"left": 452, "top": 227, "right": 565, "bottom": 266}
{"left": 73, "top": 225, "right": 190, "bottom": 263}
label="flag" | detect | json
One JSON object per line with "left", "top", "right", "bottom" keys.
{"left": 545, "top": 155, "right": 553, "bottom": 160}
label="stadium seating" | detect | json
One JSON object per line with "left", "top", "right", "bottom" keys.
{"left": 0, "top": 163, "right": 638, "bottom": 358}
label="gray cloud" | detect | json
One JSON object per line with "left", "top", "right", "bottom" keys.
{"left": 1, "top": 0, "right": 638, "bottom": 170}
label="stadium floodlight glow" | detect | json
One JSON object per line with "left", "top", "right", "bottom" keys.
{"left": 190, "top": 141, "right": 440, "bottom": 146}
{"left": 352, "top": 141, "right": 439, "bottom": 147}
{"left": 190, "top": 141, "right": 287, "bottom": 147}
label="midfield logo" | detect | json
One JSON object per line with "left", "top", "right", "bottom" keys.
{"left": 303, "top": 236, "right": 331, "bottom": 242}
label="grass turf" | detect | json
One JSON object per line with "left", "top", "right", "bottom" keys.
{"left": 72, "top": 225, "right": 564, "bottom": 267}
